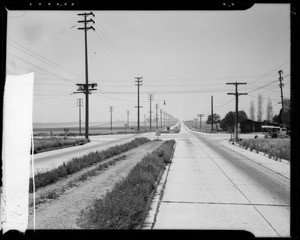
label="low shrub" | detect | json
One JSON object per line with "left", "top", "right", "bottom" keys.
{"left": 239, "top": 138, "right": 290, "bottom": 161}
{"left": 29, "top": 137, "right": 151, "bottom": 192}
{"left": 33, "top": 137, "right": 90, "bottom": 153}
{"left": 82, "top": 139, "right": 176, "bottom": 229}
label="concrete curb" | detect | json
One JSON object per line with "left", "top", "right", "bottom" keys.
{"left": 142, "top": 141, "right": 177, "bottom": 229}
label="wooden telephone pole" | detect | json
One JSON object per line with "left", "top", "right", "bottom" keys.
{"left": 77, "top": 98, "right": 83, "bottom": 135}
{"left": 148, "top": 94, "right": 154, "bottom": 130}
{"left": 74, "top": 12, "right": 96, "bottom": 139}
{"left": 135, "top": 77, "right": 143, "bottom": 132}
{"left": 226, "top": 82, "right": 247, "bottom": 141}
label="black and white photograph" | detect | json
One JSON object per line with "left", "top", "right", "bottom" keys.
{"left": 1, "top": 1, "right": 295, "bottom": 238}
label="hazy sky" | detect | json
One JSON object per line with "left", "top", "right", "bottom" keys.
{"left": 6, "top": 4, "right": 290, "bottom": 124}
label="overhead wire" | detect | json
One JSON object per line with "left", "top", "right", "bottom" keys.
{"left": 93, "top": 15, "right": 139, "bottom": 76}
{"left": 8, "top": 39, "right": 83, "bottom": 81}
{"left": 214, "top": 98, "right": 235, "bottom": 109}
{"left": 75, "top": 10, "right": 139, "bottom": 77}
{"left": 33, "top": 24, "right": 78, "bottom": 48}
{"left": 93, "top": 28, "right": 136, "bottom": 77}
{"left": 7, "top": 53, "right": 77, "bottom": 84}
{"left": 101, "top": 88, "right": 229, "bottom": 95}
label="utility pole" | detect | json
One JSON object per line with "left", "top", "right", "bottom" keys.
{"left": 135, "top": 77, "right": 143, "bottom": 132}
{"left": 160, "top": 109, "right": 163, "bottom": 129}
{"left": 278, "top": 70, "right": 285, "bottom": 123}
{"left": 227, "top": 82, "right": 247, "bottom": 141}
{"left": 197, "top": 114, "right": 204, "bottom": 131}
{"left": 211, "top": 96, "right": 213, "bottom": 132}
{"left": 75, "top": 12, "right": 96, "bottom": 139}
{"left": 148, "top": 94, "right": 154, "bottom": 130}
{"left": 77, "top": 98, "right": 83, "bottom": 135}
{"left": 109, "top": 106, "right": 114, "bottom": 132}
{"left": 155, "top": 104, "right": 159, "bottom": 130}
{"left": 167, "top": 113, "right": 169, "bottom": 128}
{"left": 126, "top": 110, "right": 130, "bottom": 129}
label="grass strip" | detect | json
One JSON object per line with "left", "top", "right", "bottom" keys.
{"left": 81, "top": 139, "right": 176, "bottom": 229}
{"left": 238, "top": 138, "right": 290, "bottom": 161}
{"left": 29, "top": 137, "right": 151, "bottom": 192}
{"left": 33, "top": 137, "right": 90, "bottom": 153}
{"left": 31, "top": 155, "right": 127, "bottom": 206}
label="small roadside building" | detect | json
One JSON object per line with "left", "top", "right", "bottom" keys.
{"left": 240, "top": 119, "right": 264, "bottom": 133}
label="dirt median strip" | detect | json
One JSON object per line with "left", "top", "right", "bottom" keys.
{"left": 27, "top": 140, "right": 163, "bottom": 229}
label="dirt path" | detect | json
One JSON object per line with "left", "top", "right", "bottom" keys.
{"left": 27, "top": 140, "right": 163, "bottom": 229}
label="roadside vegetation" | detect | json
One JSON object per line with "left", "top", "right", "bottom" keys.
{"left": 33, "top": 137, "right": 90, "bottom": 153}
{"left": 238, "top": 138, "right": 290, "bottom": 161}
{"left": 29, "top": 137, "right": 151, "bottom": 192}
{"left": 31, "top": 154, "right": 127, "bottom": 206}
{"left": 80, "top": 140, "right": 176, "bottom": 229}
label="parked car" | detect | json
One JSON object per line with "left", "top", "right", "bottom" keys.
{"left": 262, "top": 125, "right": 287, "bottom": 138}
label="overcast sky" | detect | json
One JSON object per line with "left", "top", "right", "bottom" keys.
{"left": 6, "top": 4, "right": 290, "bottom": 124}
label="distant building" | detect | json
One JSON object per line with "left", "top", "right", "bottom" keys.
{"left": 240, "top": 119, "right": 264, "bottom": 133}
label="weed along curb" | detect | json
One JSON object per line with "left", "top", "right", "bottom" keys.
{"left": 142, "top": 141, "right": 177, "bottom": 229}
{"left": 79, "top": 140, "right": 176, "bottom": 229}
{"left": 231, "top": 139, "right": 290, "bottom": 164}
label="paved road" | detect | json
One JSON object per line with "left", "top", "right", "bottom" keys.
{"left": 32, "top": 122, "right": 182, "bottom": 173}
{"left": 32, "top": 133, "right": 150, "bottom": 173}
{"left": 146, "top": 122, "right": 290, "bottom": 237}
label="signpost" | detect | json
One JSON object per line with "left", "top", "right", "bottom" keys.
{"left": 197, "top": 114, "right": 204, "bottom": 131}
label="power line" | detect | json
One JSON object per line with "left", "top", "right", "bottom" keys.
{"left": 33, "top": 24, "right": 77, "bottom": 47}
{"left": 246, "top": 80, "right": 278, "bottom": 94}
{"left": 8, "top": 39, "right": 83, "bottom": 80}
{"left": 93, "top": 16, "right": 139, "bottom": 76}
{"left": 247, "top": 94, "right": 280, "bottom": 102}
{"left": 6, "top": 61, "right": 75, "bottom": 82}
{"left": 100, "top": 88, "right": 229, "bottom": 95}
{"left": 248, "top": 59, "right": 289, "bottom": 84}
{"left": 93, "top": 29, "right": 136, "bottom": 77}
{"left": 74, "top": 11, "right": 139, "bottom": 77}
{"left": 214, "top": 98, "right": 235, "bottom": 109}
{"left": 7, "top": 53, "right": 77, "bottom": 84}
